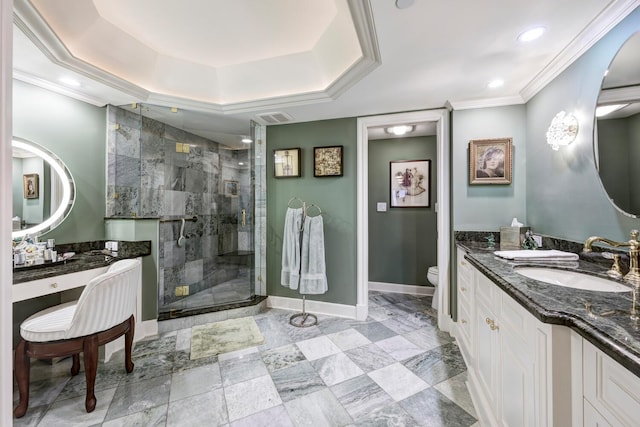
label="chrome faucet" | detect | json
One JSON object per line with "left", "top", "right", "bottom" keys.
{"left": 583, "top": 229, "right": 640, "bottom": 287}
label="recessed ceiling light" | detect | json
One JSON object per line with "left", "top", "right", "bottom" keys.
{"left": 487, "top": 79, "right": 504, "bottom": 89}
{"left": 241, "top": 137, "right": 253, "bottom": 143}
{"left": 395, "top": 0, "right": 415, "bottom": 9}
{"left": 518, "top": 26, "right": 546, "bottom": 42}
{"left": 595, "top": 104, "right": 628, "bottom": 117}
{"left": 59, "top": 77, "right": 80, "bottom": 87}
{"left": 238, "top": 162, "right": 245, "bottom": 166}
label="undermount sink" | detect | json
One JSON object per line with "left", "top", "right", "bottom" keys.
{"left": 515, "top": 267, "right": 631, "bottom": 292}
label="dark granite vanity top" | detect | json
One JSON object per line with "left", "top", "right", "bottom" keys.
{"left": 457, "top": 240, "right": 640, "bottom": 378}
{"left": 13, "top": 240, "right": 151, "bottom": 284}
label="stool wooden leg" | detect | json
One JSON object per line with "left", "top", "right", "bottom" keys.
{"left": 124, "top": 315, "right": 135, "bottom": 373}
{"left": 82, "top": 335, "right": 99, "bottom": 413}
{"left": 71, "top": 354, "right": 80, "bottom": 376}
{"left": 13, "top": 339, "right": 30, "bottom": 418}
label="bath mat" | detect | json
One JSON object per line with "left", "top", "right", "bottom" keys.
{"left": 190, "top": 316, "right": 265, "bottom": 360}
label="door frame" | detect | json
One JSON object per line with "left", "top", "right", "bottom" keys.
{"left": 356, "top": 109, "right": 453, "bottom": 332}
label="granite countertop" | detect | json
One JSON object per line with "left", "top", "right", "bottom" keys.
{"left": 457, "top": 241, "right": 640, "bottom": 378}
{"left": 13, "top": 240, "right": 151, "bottom": 284}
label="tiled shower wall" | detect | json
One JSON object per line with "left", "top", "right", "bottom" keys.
{"left": 106, "top": 105, "right": 254, "bottom": 309}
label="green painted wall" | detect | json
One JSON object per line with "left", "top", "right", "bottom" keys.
{"left": 452, "top": 105, "right": 527, "bottom": 231}
{"left": 13, "top": 80, "right": 106, "bottom": 243}
{"left": 105, "top": 219, "right": 159, "bottom": 321}
{"left": 368, "top": 136, "right": 437, "bottom": 285}
{"left": 266, "top": 118, "right": 357, "bottom": 305}
{"left": 525, "top": 8, "right": 640, "bottom": 243}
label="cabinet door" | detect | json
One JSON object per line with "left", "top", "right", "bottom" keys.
{"left": 498, "top": 318, "right": 535, "bottom": 426}
{"left": 474, "top": 296, "right": 499, "bottom": 409}
{"left": 584, "top": 399, "right": 613, "bottom": 427}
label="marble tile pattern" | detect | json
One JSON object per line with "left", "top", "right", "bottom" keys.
{"left": 13, "top": 292, "right": 478, "bottom": 426}
{"left": 457, "top": 239, "right": 640, "bottom": 378}
{"left": 106, "top": 105, "right": 260, "bottom": 315}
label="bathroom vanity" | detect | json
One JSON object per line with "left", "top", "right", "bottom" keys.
{"left": 13, "top": 240, "right": 152, "bottom": 360}
{"left": 455, "top": 244, "right": 640, "bottom": 427}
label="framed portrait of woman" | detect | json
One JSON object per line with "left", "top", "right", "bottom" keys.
{"left": 469, "top": 138, "right": 512, "bottom": 185}
{"left": 23, "top": 173, "right": 39, "bottom": 199}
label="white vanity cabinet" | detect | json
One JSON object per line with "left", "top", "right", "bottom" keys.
{"left": 456, "top": 248, "right": 474, "bottom": 364}
{"left": 582, "top": 340, "right": 640, "bottom": 427}
{"left": 458, "top": 251, "right": 551, "bottom": 427}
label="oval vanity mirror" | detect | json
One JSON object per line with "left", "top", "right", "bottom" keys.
{"left": 12, "top": 137, "right": 75, "bottom": 239}
{"left": 594, "top": 31, "right": 640, "bottom": 217}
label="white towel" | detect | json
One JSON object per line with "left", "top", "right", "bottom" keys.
{"left": 299, "top": 215, "right": 328, "bottom": 295}
{"left": 281, "top": 207, "right": 303, "bottom": 289}
{"left": 493, "top": 249, "right": 579, "bottom": 262}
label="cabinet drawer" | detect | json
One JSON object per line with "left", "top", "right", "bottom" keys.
{"left": 475, "top": 271, "right": 499, "bottom": 307}
{"left": 583, "top": 340, "right": 640, "bottom": 427}
{"left": 457, "top": 298, "right": 473, "bottom": 363}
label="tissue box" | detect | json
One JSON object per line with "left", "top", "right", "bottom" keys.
{"left": 500, "top": 226, "right": 530, "bottom": 250}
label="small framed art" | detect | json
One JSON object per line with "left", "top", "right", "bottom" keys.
{"left": 314, "top": 145, "right": 343, "bottom": 177}
{"left": 390, "top": 160, "right": 430, "bottom": 208}
{"left": 274, "top": 148, "right": 301, "bottom": 178}
{"left": 469, "top": 138, "right": 512, "bottom": 185}
{"left": 223, "top": 180, "right": 238, "bottom": 197}
{"left": 23, "top": 173, "right": 39, "bottom": 199}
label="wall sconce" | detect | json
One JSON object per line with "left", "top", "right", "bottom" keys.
{"left": 546, "top": 111, "right": 579, "bottom": 150}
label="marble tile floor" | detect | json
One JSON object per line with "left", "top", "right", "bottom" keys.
{"left": 13, "top": 291, "right": 479, "bottom": 427}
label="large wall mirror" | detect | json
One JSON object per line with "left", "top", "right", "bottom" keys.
{"left": 12, "top": 137, "right": 75, "bottom": 239}
{"left": 594, "top": 31, "right": 640, "bottom": 217}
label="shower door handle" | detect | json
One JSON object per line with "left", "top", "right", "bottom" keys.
{"left": 241, "top": 209, "right": 246, "bottom": 227}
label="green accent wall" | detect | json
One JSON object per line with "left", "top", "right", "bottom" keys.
{"left": 13, "top": 80, "right": 106, "bottom": 243}
{"left": 525, "top": 8, "right": 640, "bottom": 243}
{"left": 266, "top": 118, "right": 357, "bottom": 305}
{"left": 452, "top": 105, "right": 527, "bottom": 232}
{"left": 368, "top": 136, "right": 437, "bottom": 285}
{"left": 105, "top": 219, "right": 159, "bottom": 321}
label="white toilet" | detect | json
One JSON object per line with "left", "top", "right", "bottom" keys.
{"left": 427, "top": 266, "right": 439, "bottom": 309}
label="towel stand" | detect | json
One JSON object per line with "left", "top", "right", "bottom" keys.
{"left": 286, "top": 197, "right": 323, "bottom": 328}
{"left": 289, "top": 296, "right": 318, "bottom": 327}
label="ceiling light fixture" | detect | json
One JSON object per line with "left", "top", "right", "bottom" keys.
{"left": 59, "top": 77, "right": 80, "bottom": 87}
{"left": 241, "top": 137, "right": 253, "bottom": 143}
{"left": 595, "top": 104, "right": 629, "bottom": 117}
{"left": 395, "top": 0, "right": 415, "bottom": 9}
{"left": 487, "top": 79, "right": 504, "bottom": 89}
{"left": 546, "top": 111, "right": 579, "bottom": 150}
{"left": 518, "top": 26, "right": 546, "bottom": 42}
{"left": 385, "top": 125, "right": 415, "bottom": 136}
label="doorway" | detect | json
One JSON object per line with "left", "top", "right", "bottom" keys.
{"left": 356, "top": 109, "right": 452, "bottom": 333}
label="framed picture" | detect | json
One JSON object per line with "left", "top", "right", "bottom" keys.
{"left": 313, "top": 145, "right": 343, "bottom": 177}
{"left": 23, "top": 173, "right": 39, "bottom": 199}
{"left": 223, "top": 180, "right": 238, "bottom": 197}
{"left": 274, "top": 148, "right": 301, "bottom": 178}
{"left": 469, "top": 138, "right": 512, "bottom": 185}
{"left": 390, "top": 160, "right": 430, "bottom": 208}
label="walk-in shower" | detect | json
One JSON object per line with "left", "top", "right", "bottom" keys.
{"left": 106, "top": 104, "right": 264, "bottom": 320}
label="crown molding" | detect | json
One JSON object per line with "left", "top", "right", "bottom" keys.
{"left": 519, "top": 0, "right": 640, "bottom": 102}
{"left": 448, "top": 95, "right": 525, "bottom": 111}
{"left": 14, "top": 0, "right": 151, "bottom": 100}
{"left": 13, "top": 0, "right": 380, "bottom": 115}
{"left": 13, "top": 70, "right": 109, "bottom": 106}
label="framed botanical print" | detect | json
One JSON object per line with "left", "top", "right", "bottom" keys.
{"left": 469, "top": 138, "right": 512, "bottom": 185}
{"left": 23, "top": 173, "right": 39, "bottom": 199}
{"left": 314, "top": 145, "right": 343, "bottom": 177}
{"left": 390, "top": 160, "right": 430, "bottom": 208}
{"left": 274, "top": 148, "right": 301, "bottom": 178}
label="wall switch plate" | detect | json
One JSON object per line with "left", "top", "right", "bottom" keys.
{"left": 181, "top": 285, "right": 189, "bottom": 296}
{"left": 176, "top": 142, "right": 183, "bottom": 152}
{"left": 175, "top": 287, "right": 183, "bottom": 297}
{"left": 377, "top": 202, "right": 387, "bottom": 212}
{"left": 532, "top": 234, "right": 543, "bottom": 247}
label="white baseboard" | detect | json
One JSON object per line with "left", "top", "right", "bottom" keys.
{"left": 267, "top": 296, "right": 356, "bottom": 319}
{"left": 369, "top": 281, "right": 434, "bottom": 296}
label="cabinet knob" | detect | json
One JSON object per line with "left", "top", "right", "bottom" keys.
{"left": 461, "top": 319, "right": 467, "bottom": 324}
{"left": 461, "top": 260, "right": 467, "bottom": 266}
{"left": 461, "top": 287, "right": 467, "bottom": 292}
{"left": 50, "top": 283, "right": 58, "bottom": 289}
{"left": 485, "top": 317, "right": 499, "bottom": 331}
